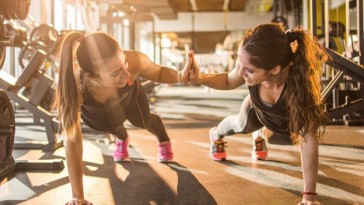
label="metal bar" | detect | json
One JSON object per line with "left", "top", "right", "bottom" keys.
{"left": 322, "top": 69, "right": 345, "bottom": 99}
{"left": 328, "top": 98, "right": 364, "bottom": 118}
{"left": 325, "top": 48, "right": 364, "bottom": 83}
{"left": 357, "top": 0, "right": 363, "bottom": 64}
{"left": 310, "top": 0, "right": 317, "bottom": 36}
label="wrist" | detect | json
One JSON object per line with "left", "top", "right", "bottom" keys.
{"left": 302, "top": 192, "right": 317, "bottom": 201}
{"left": 176, "top": 71, "right": 182, "bottom": 83}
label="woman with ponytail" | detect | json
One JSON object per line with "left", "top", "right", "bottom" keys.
{"left": 53, "top": 31, "right": 192, "bottom": 204}
{"left": 187, "top": 23, "right": 329, "bottom": 205}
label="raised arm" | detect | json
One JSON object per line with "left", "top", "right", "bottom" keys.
{"left": 191, "top": 58, "right": 245, "bottom": 90}
{"left": 125, "top": 50, "right": 192, "bottom": 84}
{"left": 298, "top": 134, "right": 320, "bottom": 205}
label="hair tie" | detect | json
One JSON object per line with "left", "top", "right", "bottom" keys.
{"left": 286, "top": 30, "right": 298, "bottom": 54}
{"left": 290, "top": 40, "right": 298, "bottom": 54}
{"left": 78, "top": 34, "right": 85, "bottom": 43}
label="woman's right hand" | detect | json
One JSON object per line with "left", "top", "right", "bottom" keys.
{"left": 180, "top": 50, "right": 195, "bottom": 84}
{"left": 188, "top": 53, "right": 200, "bottom": 84}
{"left": 65, "top": 198, "right": 93, "bottom": 205}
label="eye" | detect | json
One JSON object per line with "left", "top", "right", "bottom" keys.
{"left": 243, "top": 66, "right": 254, "bottom": 73}
{"left": 111, "top": 70, "right": 121, "bottom": 77}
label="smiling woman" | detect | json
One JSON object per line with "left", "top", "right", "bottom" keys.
{"left": 185, "top": 23, "right": 329, "bottom": 205}
{"left": 53, "top": 31, "right": 193, "bottom": 205}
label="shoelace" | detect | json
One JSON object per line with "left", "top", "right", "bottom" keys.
{"left": 160, "top": 145, "right": 168, "bottom": 155}
{"left": 116, "top": 142, "right": 127, "bottom": 153}
{"left": 213, "top": 140, "right": 227, "bottom": 153}
{"left": 255, "top": 137, "right": 266, "bottom": 151}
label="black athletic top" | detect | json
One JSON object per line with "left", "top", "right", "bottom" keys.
{"left": 80, "top": 76, "right": 135, "bottom": 133}
{"left": 248, "top": 84, "right": 290, "bottom": 136}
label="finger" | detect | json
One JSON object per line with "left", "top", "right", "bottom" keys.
{"left": 182, "top": 67, "right": 189, "bottom": 78}
{"left": 190, "top": 70, "right": 196, "bottom": 80}
{"left": 192, "top": 60, "right": 199, "bottom": 75}
{"left": 182, "top": 75, "right": 189, "bottom": 83}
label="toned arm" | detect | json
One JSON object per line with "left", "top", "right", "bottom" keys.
{"left": 65, "top": 114, "right": 85, "bottom": 200}
{"left": 299, "top": 134, "right": 319, "bottom": 202}
{"left": 125, "top": 50, "right": 179, "bottom": 84}
{"left": 195, "top": 60, "right": 245, "bottom": 90}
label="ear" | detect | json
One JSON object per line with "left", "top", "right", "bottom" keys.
{"left": 269, "top": 65, "right": 281, "bottom": 75}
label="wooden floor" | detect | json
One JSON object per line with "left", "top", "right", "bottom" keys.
{"left": 1, "top": 86, "right": 364, "bottom": 205}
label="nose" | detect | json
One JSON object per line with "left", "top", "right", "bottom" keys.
{"left": 121, "top": 67, "right": 130, "bottom": 79}
{"left": 241, "top": 67, "right": 248, "bottom": 77}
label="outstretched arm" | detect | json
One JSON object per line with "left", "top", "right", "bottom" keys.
{"left": 190, "top": 58, "right": 245, "bottom": 90}
{"left": 298, "top": 134, "right": 320, "bottom": 205}
{"left": 126, "top": 50, "right": 193, "bottom": 84}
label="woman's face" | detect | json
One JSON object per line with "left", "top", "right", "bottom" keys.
{"left": 95, "top": 50, "right": 130, "bottom": 88}
{"left": 237, "top": 49, "right": 269, "bottom": 86}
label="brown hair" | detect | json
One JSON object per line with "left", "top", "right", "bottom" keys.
{"left": 241, "top": 24, "right": 329, "bottom": 143}
{"left": 53, "top": 31, "right": 120, "bottom": 140}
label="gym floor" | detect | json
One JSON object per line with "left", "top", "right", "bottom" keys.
{"left": 1, "top": 86, "right": 364, "bottom": 205}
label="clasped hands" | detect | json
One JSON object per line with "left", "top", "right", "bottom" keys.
{"left": 179, "top": 50, "right": 200, "bottom": 84}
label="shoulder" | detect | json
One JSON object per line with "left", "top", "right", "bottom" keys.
{"left": 124, "top": 50, "right": 152, "bottom": 68}
{"left": 124, "top": 50, "right": 150, "bottom": 61}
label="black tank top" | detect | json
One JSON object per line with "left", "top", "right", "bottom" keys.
{"left": 80, "top": 74, "right": 135, "bottom": 132}
{"left": 248, "top": 84, "right": 290, "bottom": 135}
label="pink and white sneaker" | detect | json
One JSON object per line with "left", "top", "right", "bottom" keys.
{"left": 209, "top": 127, "right": 227, "bottom": 161}
{"left": 158, "top": 141, "right": 173, "bottom": 162}
{"left": 114, "top": 138, "right": 129, "bottom": 162}
{"left": 252, "top": 130, "right": 268, "bottom": 160}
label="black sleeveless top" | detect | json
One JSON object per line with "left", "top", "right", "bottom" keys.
{"left": 80, "top": 75, "right": 136, "bottom": 132}
{"left": 248, "top": 84, "right": 290, "bottom": 136}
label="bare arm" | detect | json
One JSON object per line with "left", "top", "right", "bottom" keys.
{"left": 64, "top": 65, "right": 90, "bottom": 204}
{"left": 125, "top": 51, "right": 182, "bottom": 84}
{"left": 193, "top": 59, "right": 245, "bottom": 90}
{"left": 299, "top": 134, "right": 320, "bottom": 204}
{"left": 65, "top": 114, "right": 85, "bottom": 201}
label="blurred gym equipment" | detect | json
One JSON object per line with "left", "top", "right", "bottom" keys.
{"left": 0, "top": 0, "right": 64, "bottom": 184}
{"left": 0, "top": 50, "right": 61, "bottom": 151}
{"left": 311, "top": 0, "right": 364, "bottom": 125}
{"left": 0, "top": 89, "right": 64, "bottom": 182}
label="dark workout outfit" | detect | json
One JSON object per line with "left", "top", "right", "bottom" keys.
{"left": 80, "top": 76, "right": 169, "bottom": 142}
{"left": 216, "top": 84, "right": 292, "bottom": 144}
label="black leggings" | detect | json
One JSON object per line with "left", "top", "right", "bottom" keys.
{"left": 83, "top": 81, "right": 170, "bottom": 143}
{"left": 113, "top": 81, "right": 169, "bottom": 142}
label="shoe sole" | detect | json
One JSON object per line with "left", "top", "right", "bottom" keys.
{"left": 252, "top": 151, "right": 268, "bottom": 160}
{"left": 158, "top": 159, "right": 173, "bottom": 163}
{"left": 114, "top": 157, "right": 130, "bottom": 162}
{"left": 210, "top": 154, "right": 226, "bottom": 161}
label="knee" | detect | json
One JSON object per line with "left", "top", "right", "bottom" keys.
{"left": 144, "top": 114, "right": 161, "bottom": 128}
{"left": 131, "top": 113, "right": 161, "bottom": 129}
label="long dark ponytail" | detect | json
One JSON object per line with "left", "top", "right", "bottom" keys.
{"left": 53, "top": 31, "right": 83, "bottom": 140}
{"left": 284, "top": 26, "right": 329, "bottom": 143}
